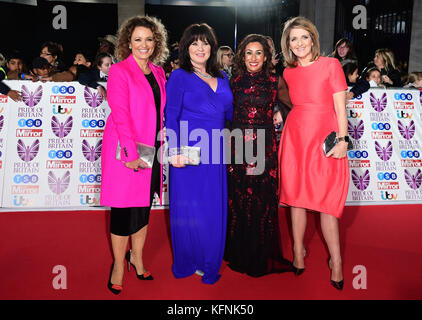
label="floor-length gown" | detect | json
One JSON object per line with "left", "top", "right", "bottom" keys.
{"left": 224, "top": 71, "right": 293, "bottom": 277}
{"left": 165, "top": 69, "right": 233, "bottom": 284}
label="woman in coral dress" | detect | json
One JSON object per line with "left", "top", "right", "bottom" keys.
{"left": 278, "top": 17, "right": 349, "bottom": 290}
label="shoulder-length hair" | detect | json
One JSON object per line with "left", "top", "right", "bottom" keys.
{"left": 115, "top": 15, "right": 169, "bottom": 65}
{"left": 375, "top": 48, "right": 398, "bottom": 72}
{"left": 281, "top": 16, "right": 321, "bottom": 68}
{"left": 178, "top": 23, "right": 223, "bottom": 78}
{"left": 332, "top": 38, "right": 356, "bottom": 60}
{"left": 233, "top": 34, "right": 273, "bottom": 77}
{"left": 216, "top": 46, "right": 233, "bottom": 69}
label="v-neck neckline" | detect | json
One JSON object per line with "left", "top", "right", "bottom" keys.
{"left": 192, "top": 72, "right": 219, "bottom": 93}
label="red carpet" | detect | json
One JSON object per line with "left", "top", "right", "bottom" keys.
{"left": 0, "top": 205, "right": 421, "bottom": 300}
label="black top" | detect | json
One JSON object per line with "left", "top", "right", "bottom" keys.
{"left": 145, "top": 72, "right": 161, "bottom": 139}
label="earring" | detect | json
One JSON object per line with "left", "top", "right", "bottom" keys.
{"left": 129, "top": 46, "right": 132, "bottom": 50}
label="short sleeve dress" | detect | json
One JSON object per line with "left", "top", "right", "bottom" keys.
{"left": 278, "top": 57, "right": 349, "bottom": 218}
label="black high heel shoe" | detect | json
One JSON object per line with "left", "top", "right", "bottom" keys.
{"left": 107, "top": 263, "right": 123, "bottom": 295}
{"left": 292, "top": 248, "right": 306, "bottom": 276}
{"left": 329, "top": 259, "right": 344, "bottom": 291}
{"left": 125, "top": 250, "right": 154, "bottom": 280}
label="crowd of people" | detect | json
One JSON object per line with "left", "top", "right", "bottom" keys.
{"left": 1, "top": 14, "right": 421, "bottom": 296}
{"left": 1, "top": 26, "right": 421, "bottom": 103}
{"left": 0, "top": 36, "right": 117, "bottom": 101}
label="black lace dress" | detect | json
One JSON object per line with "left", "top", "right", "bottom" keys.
{"left": 224, "top": 71, "right": 293, "bottom": 277}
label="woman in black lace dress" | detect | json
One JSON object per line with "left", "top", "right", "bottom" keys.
{"left": 224, "top": 34, "right": 293, "bottom": 277}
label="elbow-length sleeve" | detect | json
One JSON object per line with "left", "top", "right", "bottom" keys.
{"left": 329, "top": 58, "right": 348, "bottom": 95}
{"left": 165, "top": 70, "right": 185, "bottom": 152}
{"left": 107, "top": 64, "right": 138, "bottom": 162}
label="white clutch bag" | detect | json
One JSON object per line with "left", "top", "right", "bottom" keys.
{"left": 116, "top": 141, "right": 155, "bottom": 168}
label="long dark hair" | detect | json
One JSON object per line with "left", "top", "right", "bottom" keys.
{"left": 332, "top": 38, "right": 357, "bottom": 60}
{"left": 178, "top": 23, "right": 223, "bottom": 78}
{"left": 234, "top": 34, "right": 273, "bottom": 76}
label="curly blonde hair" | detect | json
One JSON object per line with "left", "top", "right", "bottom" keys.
{"left": 115, "top": 15, "right": 169, "bottom": 65}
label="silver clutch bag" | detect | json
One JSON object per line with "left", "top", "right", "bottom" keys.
{"left": 181, "top": 146, "right": 200, "bottom": 165}
{"left": 116, "top": 141, "right": 155, "bottom": 168}
{"left": 169, "top": 146, "right": 201, "bottom": 165}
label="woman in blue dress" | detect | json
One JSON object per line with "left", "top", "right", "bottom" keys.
{"left": 165, "top": 23, "right": 233, "bottom": 284}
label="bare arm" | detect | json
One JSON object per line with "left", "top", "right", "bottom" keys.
{"left": 326, "top": 91, "right": 348, "bottom": 158}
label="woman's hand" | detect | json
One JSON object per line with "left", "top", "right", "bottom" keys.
{"left": 273, "top": 111, "right": 283, "bottom": 126}
{"left": 97, "top": 85, "right": 107, "bottom": 100}
{"left": 125, "top": 158, "right": 149, "bottom": 171}
{"left": 7, "top": 90, "right": 22, "bottom": 102}
{"left": 346, "top": 91, "right": 354, "bottom": 100}
{"left": 381, "top": 75, "right": 393, "bottom": 85}
{"left": 326, "top": 141, "right": 348, "bottom": 159}
{"left": 169, "top": 154, "right": 192, "bottom": 168}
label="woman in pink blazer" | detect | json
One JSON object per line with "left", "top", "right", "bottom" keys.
{"left": 100, "top": 16, "right": 168, "bottom": 295}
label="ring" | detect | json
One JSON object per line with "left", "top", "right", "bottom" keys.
{"left": 134, "top": 169, "right": 138, "bottom": 172}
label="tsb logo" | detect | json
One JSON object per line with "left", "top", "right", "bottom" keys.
{"left": 80, "top": 174, "right": 102, "bottom": 183}
{"left": 82, "top": 119, "right": 106, "bottom": 128}
{"left": 18, "top": 119, "right": 42, "bottom": 128}
{"left": 394, "top": 93, "right": 412, "bottom": 101}
{"left": 371, "top": 122, "right": 391, "bottom": 130}
{"left": 348, "top": 150, "right": 369, "bottom": 159}
{"left": 48, "top": 150, "right": 73, "bottom": 159}
{"left": 400, "top": 150, "right": 420, "bottom": 159}
{"left": 52, "top": 85, "right": 76, "bottom": 94}
{"left": 377, "top": 172, "right": 398, "bottom": 180}
{"left": 351, "top": 94, "right": 362, "bottom": 100}
{"left": 14, "top": 174, "right": 39, "bottom": 184}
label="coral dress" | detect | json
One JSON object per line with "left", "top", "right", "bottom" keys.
{"left": 278, "top": 57, "right": 349, "bottom": 218}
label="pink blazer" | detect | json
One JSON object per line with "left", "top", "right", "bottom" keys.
{"left": 100, "top": 54, "right": 166, "bottom": 207}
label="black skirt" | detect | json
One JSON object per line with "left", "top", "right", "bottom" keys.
{"left": 110, "top": 71, "right": 162, "bottom": 237}
{"left": 109, "top": 153, "right": 160, "bottom": 236}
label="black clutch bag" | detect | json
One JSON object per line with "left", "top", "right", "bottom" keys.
{"left": 323, "top": 131, "right": 353, "bottom": 155}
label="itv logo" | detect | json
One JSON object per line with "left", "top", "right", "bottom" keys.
{"left": 380, "top": 191, "right": 398, "bottom": 200}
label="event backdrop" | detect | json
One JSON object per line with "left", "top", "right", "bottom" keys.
{"left": 0, "top": 81, "right": 421, "bottom": 209}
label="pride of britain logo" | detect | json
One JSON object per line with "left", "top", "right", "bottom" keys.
{"left": 351, "top": 169, "right": 370, "bottom": 191}
{"left": 17, "top": 139, "right": 40, "bottom": 162}
{"left": 21, "top": 85, "right": 43, "bottom": 107}
{"left": 84, "top": 87, "right": 103, "bottom": 108}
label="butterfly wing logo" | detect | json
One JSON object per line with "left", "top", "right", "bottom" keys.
{"left": 0, "top": 115, "right": 3, "bottom": 133}
{"left": 404, "top": 169, "right": 422, "bottom": 190}
{"left": 397, "top": 120, "right": 415, "bottom": 140}
{"left": 82, "top": 139, "right": 102, "bottom": 162}
{"left": 84, "top": 87, "right": 103, "bottom": 108}
{"left": 51, "top": 116, "right": 73, "bottom": 138}
{"left": 17, "top": 139, "right": 40, "bottom": 162}
{"left": 48, "top": 171, "right": 71, "bottom": 195}
{"left": 348, "top": 120, "right": 364, "bottom": 140}
{"left": 351, "top": 169, "right": 370, "bottom": 190}
{"left": 21, "top": 85, "right": 43, "bottom": 107}
{"left": 375, "top": 141, "right": 393, "bottom": 161}
{"left": 370, "top": 92, "right": 387, "bottom": 112}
